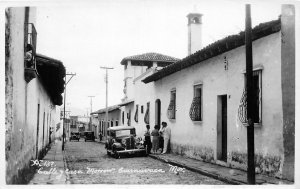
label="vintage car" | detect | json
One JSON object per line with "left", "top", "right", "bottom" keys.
{"left": 84, "top": 131, "right": 95, "bottom": 142}
{"left": 105, "top": 126, "right": 146, "bottom": 158}
{"left": 69, "top": 132, "right": 80, "bottom": 141}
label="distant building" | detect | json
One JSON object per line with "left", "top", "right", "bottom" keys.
{"left": 5, "top": 7, "right": 65, "bottom": 184}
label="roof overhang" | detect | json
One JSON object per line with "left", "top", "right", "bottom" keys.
{"left": 142, "top": 18, "right": 281, "bottom": 84}
{"left": 91, "top": 105, "right": 121, "bottom": 115}
{"left": 118, "top": 100, "right": 134, "bottom": 107}
{"left": 36, "top": 53, "right": 65, "bottom": 105}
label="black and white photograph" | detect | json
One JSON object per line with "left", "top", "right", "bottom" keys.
{"left": 2, "top": 0, "right": 299, "bottom": 187}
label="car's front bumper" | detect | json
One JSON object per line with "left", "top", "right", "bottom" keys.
{"left": 108, "top": 148, "right": 146, "bottom": 155}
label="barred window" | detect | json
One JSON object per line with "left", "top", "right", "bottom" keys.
{"left": 167, "top": 90, "right": 176, "bottom": 119}
{"left": 189, "top": 84, "right": 202, "bottom": 121}
{"left": 127, "top": 110, "right": 131, "bottom": 126}
{"left": 252, "top": 71, "right": 261, "bottom": 123}
{"left": 134, "top": 105, "right": 139, "bottom": 123}
{"left": 238, "top": 70, "right": 262, "bottom": 125}
{"left": 144, "top": 102, "right": 150, "bottom": 124}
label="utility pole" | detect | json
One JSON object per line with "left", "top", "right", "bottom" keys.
{"left": 62, "top": 72, "right": 76, "bottom": 151}
{"left": 245, "top": 4, "right": 255, "bottom": 184}
{"left": 100, "top": 66, "right": 114, "bottom": 139}
{"left": 88, "top": 96, "right": 95, "bottom": 131}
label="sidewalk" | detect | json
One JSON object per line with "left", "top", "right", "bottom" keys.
{"left": 149, "top": 153, "right": 294, "bottom": 185}
{"left": 28, "top": 140, "right": 69, "bottom": 184}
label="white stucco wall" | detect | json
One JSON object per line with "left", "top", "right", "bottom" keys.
{"left": 153, "top": 32, "right": 283, "bottom": 164}
{"left": 5, "top": 7, "right": 60, "bottom": 183}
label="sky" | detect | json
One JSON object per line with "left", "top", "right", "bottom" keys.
{"left": 33, "top": 0, "right": 284, "bottom": 116}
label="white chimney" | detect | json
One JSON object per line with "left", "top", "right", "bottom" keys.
{"left": 187, "top": 13, "right": 203, "bottom": 55}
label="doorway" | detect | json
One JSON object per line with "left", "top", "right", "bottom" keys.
{"left": 36, "top": 104, "right": 40, "bottom": 159}
{"left": 155, "top": 99, "right": 161, "bottom": 130}
{"left": 217, "top": 95, "right": 227, "bottom": 161}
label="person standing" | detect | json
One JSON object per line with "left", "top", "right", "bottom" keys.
{"left": 161, "top": 122, "right": 171, "bottom": 154}
{"left": 151, "top": 125, "right": 160, "bottom": 154}
{"left": 144, "top": 125, "right": 152, "bottom": 154}
{"left": 159, "top": 125, "right": 165, "bottom": 153}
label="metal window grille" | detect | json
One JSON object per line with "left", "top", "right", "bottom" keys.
{"left": 127, "top": 110, "right": 131, "bottom": 126}
{"left": 24, "top": 23, "right": 37, "bottom": 69}
{"left": 144, "top": 102, "right": 150, "bottom": 124}
{"left": 167, "top": 91, "right": 176, "bottom": 119}
{"left": 134, "top": 105, "right": 138, "bottom": 123}
{"left": 189, "top": 97, "right": 202, "bottom": 121}
{"left": 238, "top": 71, "right": 261, "bottom": 125}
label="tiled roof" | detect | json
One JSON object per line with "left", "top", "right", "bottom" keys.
{"left": 120, "top": 52, "right": 180, "bottom": 65}
{"left": 142, "top": 18, "right": 281, "bottom": 83}
{"left": 118, "top": 99, "right": 134, "bottom": 107}
{"left": 36, "top": 53, "right": 65, "bottom": 105}
{"left": 91, "top": 105, "right": 120, "bottom": 115}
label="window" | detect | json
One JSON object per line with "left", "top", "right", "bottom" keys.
{"left": 127, "top": 110, "right": 131, "bottom": 126}
{"left": 122, "top": 111, "right": 124, "bottom": 124}
{"left": 238, "top": 70, "right": 262, "bottom": 125}
{"left": 134, "top": 105, "right": 139, "bottom": 123}
{"left": 141, "top": 105, "right": 144, "bottom": 113}
{"left": 167, "top": 90, "right": 176, "bottom": 119}
{"left": 115, "top": 120, "right": 119, "bottom": 126}
{"left": 251, "top": 71, "right": 262, "bottom": 123}
{"left": 111, "top": 120, "right": 114, "bottom": 127}
{"left": 189, "top": 84, "right": 202, "bottom": 121}
{"left": 144, "top": 102, "right": 150, "bottom": 124}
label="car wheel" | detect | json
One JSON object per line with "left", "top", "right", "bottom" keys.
{"left": 114, "top": 152, "right": 120, "bottom": 159}
{"left": 144, "top": 151, "right": 148, "bottom": 157}
{"left": 107, "top": 150, "right": 111, "bottom": 156}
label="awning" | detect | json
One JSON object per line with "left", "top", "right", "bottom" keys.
{"left": 118, "top": 100, "right": 134, "bottom": 107}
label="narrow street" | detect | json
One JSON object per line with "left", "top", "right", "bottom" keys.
{"left": 64, "top": 140, "right": 226, "bottom": 184}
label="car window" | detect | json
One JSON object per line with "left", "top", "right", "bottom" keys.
{"left": 115, "top": 130, "right": 131, "bottom": 137}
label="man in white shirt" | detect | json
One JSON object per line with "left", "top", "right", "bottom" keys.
{"left": 161, "top": 122, "right": 171, "bottom": 154}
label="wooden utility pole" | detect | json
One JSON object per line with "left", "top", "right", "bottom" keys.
{"left": 100, "top": 66, "right": 114, "bottom": 139}
{"left": 62, "top": 72, "right": 76, "bottom": 151}
{"left": 245, "top": 4, "right": 255, "bottom": 184}
{"left": 88, "top": 96, "right": 95, "bottom": 131}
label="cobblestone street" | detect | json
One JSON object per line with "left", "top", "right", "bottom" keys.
{"left": 64, "top": 140, "right": 226, "bottom": 184}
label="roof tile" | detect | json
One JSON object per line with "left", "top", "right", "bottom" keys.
{"left": 120, "top": 52, "right": 180, "bottom": 65}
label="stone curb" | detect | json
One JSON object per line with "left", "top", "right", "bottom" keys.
{"left": 149, "top": 154, "right": 244, "bottom": 185}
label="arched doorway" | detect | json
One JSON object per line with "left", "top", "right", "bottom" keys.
{"left": 155, "top": 99, "right": 161, "bottom": 130}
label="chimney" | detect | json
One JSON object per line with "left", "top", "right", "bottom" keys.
{"left": 187, "top": 13, "right": 203, "bottom": 55}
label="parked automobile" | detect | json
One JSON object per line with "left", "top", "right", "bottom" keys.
{"left": 69, "top": 132, "right": 80, "bottom": 141}
{"left": 105, "top": 126, "right": 146, "bottom": 158}
{"left": 84, "top": 131, "right": 95, "bottom": 142}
